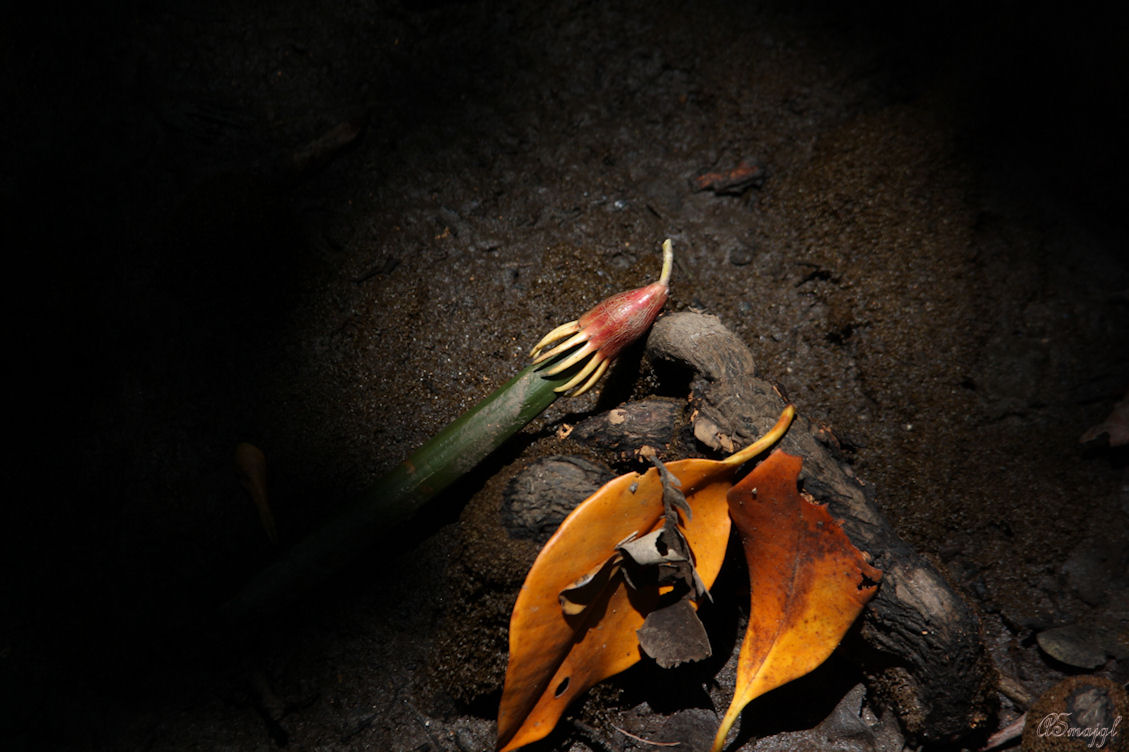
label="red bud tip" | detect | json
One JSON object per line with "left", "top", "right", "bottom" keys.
{"left": 577, "top": 280, "right": 668, "bottom": 362}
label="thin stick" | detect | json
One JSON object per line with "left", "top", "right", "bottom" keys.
{"left": 610, "top": 723, "right": 681, "bottom": 747}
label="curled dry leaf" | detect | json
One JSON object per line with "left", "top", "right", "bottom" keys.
{"left": 496, "top": 407, "right": 794, "bottom": 752}
{"left": 712, "top": 450, "right": 882, "bottom": 752}
{"left": 623, "top": 455, "right": 712, "bottom": 669}
{"left": 637, "top": 597, "right": 712, "bottom": 670}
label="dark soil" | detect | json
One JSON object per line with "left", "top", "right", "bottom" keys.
{"left": 5, "top": 1, "right": 1129, "bottom": 750}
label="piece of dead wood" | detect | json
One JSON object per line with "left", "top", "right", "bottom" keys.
{"left": 644, "top": 312, "right": 994, "bottom": 743}
{"left": 570, "top": 398, "right": 682, "bottom": 459}
{"left": 692, "top": 158, "right": 767, "bottom": 195}
{"left": 501, "top": 456, "right": 614, "bottom": 543}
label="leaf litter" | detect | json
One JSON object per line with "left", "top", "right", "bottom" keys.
{"left": 496, "top": 406, "right": 885, "bottom": 752}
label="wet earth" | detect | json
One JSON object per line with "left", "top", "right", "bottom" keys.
{"left": 5, "top": 1, "right": 1129, "bottom": 750}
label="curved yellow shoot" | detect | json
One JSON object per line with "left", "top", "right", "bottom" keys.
{"left": 658, "top": 238, "right": 673, "bottom": 287}
{"left": 720, "top": 405, "right": 795, "bottom": 468}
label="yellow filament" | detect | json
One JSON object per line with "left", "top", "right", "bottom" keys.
{"left": 532, "top": 330, "right": 588, "bottom": 365}
{"left": 542, "top": 341, "right": 596, "bottom": 376}
{"left": 530, "top": 320, "right": 581, "bottom": 360}
{"left": 567, "top": 357, "right": 609, "bottom": 397}
{"left": 554, "top": 354, "right": 603, "bottom": 393}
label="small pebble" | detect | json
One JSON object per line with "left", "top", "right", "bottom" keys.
{"left": 729, "top": 244, "right": 754, "bottom": 266}
{"left": 1036, "top": 624, "right": 1107, "bottom": 669}
{"left": 454, "top": 726, "right": 478, "bottom": 752}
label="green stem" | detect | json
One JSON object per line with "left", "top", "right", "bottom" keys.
{"left": 221, "top": 364, "right": 573, "bottom": 626}
{"left": 361, "top": 362, "right": 575, "bottom": 522}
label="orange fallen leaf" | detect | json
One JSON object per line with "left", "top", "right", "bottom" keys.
{"left": 497, "top": 407, "right": 794, "bottom": 752}
{"left": 712, "top": 450, "right": 881, "bottom": 752}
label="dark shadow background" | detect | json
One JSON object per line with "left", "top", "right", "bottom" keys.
{"left": 4, "top": 1, "right": 1128, "bottom": 749}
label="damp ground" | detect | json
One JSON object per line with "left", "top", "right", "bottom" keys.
{"left": 5, "top": 2, "right": 1129, "bottom": 750}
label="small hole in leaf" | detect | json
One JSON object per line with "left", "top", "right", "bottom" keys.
{"left": 554, "top": 677, "right": 570, "bottom": 697}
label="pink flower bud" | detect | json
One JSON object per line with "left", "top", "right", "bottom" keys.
{"left": 531, "top": 239, "right": 673, "bottom": 396}
{"left": 577, "top": 278, "right": 669, "bottom": 363}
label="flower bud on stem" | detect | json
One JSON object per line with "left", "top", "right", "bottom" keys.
{"left": 221, "top": 240, "right": 676, "bottom": 628}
